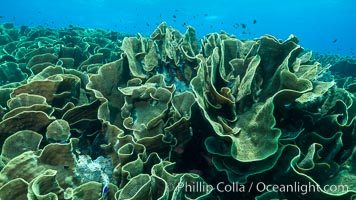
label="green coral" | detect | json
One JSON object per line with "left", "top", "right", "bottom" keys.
{"left": 192, "top": 34, "right": 315, "bottom": 162}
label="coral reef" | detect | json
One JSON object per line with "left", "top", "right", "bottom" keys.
{"left": 0, "top": 22, "right": 355, "bottom": 199}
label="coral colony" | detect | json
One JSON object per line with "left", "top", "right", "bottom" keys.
{"left": 0, "top": 22, "right": 355, "bottom": 199}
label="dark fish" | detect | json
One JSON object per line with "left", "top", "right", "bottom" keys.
{"left": 242, "top": 31, "right": 246, "bottom": 34}
{"left": 204, "top": 13, "right": 208, "bottom": 16}
{"left": 253, "top": 19, "right": 257, "bottom": 24}
{"left": 333, "top": 39, "right": 337, "bottom": 43}
{"left": 146, "top": 22, "right": 149, "bottom": 26}
{"left": 173, "top": 15, "right": 176, "bottom": 18}
{"left": 0, "top": 16, "right": 5, "bottom": 18}
{"left": 175, "top": 9, "right": 179, "bottom": 12}
{"left": 182, "top": 22, "right": 186, "bottom": 26}
{"left": 241, "top": 24, "right": 246, "bottom": 29}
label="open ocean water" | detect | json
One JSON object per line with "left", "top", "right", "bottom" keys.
{"left": 0, "top": 0, "right": 355, "bottom": 200}
{"left": 0, "top": 0, "right": 355, "bottom": 56}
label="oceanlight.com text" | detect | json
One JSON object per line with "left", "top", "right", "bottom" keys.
{"left": 175, "top": 181, "right": 350, "bottom": 195}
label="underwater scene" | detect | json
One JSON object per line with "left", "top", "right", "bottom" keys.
{"left": 0, "top": 0, "right": 355, "bottom": 199}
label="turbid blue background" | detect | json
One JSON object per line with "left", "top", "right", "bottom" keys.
{"left": 0, "top": 0, "right": 355, "bottom": 56}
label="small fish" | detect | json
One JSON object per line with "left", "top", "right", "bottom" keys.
{"left": 182, "top": 22, "right": 186, "bottom": 26}
{"left": 253, "top": 19, "right": 257, "bottom": 24}
{"left": 333, "top": 39, "right": 338, "bottom": 43}
{"left": 102, "top": 185, "right": 108, "bottom": 194}
{"left": 101, "top": 183, "right": 109, "bottom": 200}
{"left": 204, "top": 13, "right": 208, "bottom": 16}
{"left": 175, "top": 9, "right": 179, "bottom": 12}
{"left": 0, "top": 16, "right": 5, "bottom": 18}
{"left": 146, "top": 22, "right": 149, "bottom": 26}
{"left": 241, "top": 23, "right": 246, "bottom": 29}
{"left": 172, "top": 15, "right": 176, "bottom": 18}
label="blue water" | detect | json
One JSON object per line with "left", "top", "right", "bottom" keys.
{"left": 0, "top": 0, "right": 355, "bottom": 56}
